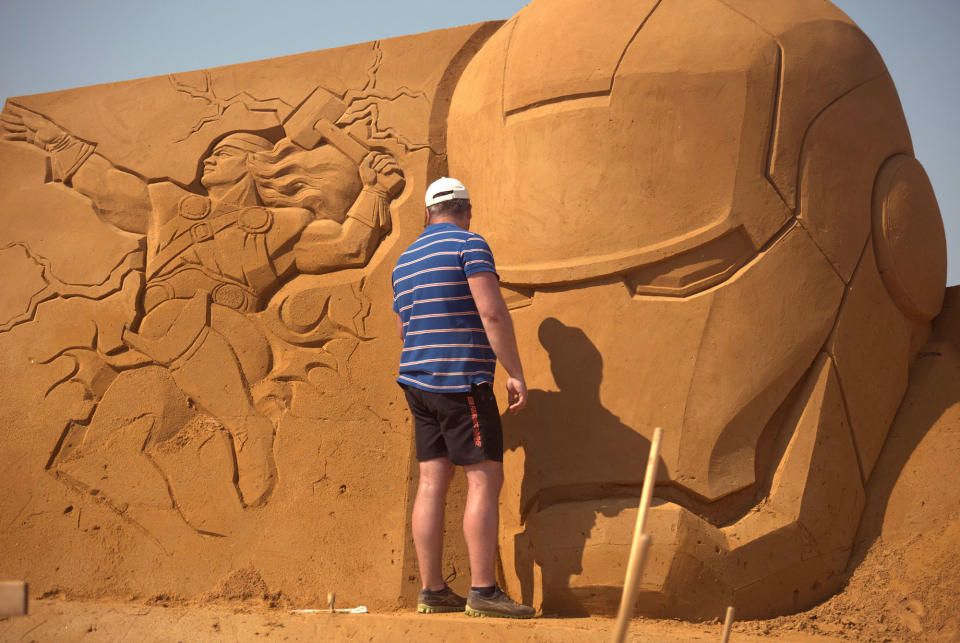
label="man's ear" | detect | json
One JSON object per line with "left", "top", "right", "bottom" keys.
{"left": 424, "top": 207, "right": 431, "bottom": 228}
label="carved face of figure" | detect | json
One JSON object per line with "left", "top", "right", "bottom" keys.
{"left": 200, "top": 133, "right": 273, "bottom": 192}
{"left": 200, "top": 144, "right": 252, "bottom": 189}
{"left": 447, "top": 0, "right": 946, "bottom": 620}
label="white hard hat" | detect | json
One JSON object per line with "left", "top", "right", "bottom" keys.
{"left": 425, "top": 177, "right": 470, "bottom": 207}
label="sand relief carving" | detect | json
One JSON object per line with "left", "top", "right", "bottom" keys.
{"left": 0, "top": 80, "right": 406, "bottom": 536}
{"left": 447, "top": 0, "right": 948, "bottom": 619}
{"left": 0, "top": 1, "right": 951, "bottom": 621}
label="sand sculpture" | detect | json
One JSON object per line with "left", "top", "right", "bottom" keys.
{"left": 0, "top": 0, "right": 948, "bottom": 621}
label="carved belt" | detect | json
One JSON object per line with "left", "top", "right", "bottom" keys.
{"left": 144, "top": 267, "right": 259, "bottom": 314}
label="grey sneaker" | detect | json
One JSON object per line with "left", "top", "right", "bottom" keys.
{"left": 465, "top": 586, "right": 535, "bottom": 619}
{"left": 417, "top": 585, "right": 467, "bottom": 614}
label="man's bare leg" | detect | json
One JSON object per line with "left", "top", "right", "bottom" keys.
{"left": 413, "top": 456, "right": 455, "bottom": 591}
{"left": 463, "top": 460, "right": 504, "bottom": 587}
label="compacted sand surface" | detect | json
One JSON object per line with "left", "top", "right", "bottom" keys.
{"left": 1, "top": 598, "right": 846, "bottom": 642}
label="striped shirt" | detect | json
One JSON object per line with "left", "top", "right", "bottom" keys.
{"left": 392, "top": 223, "right": 498, "bottom": 392}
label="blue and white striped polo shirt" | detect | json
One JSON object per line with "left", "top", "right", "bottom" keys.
{"left": 392, "top": 222, "right": 498, "bottom": 392}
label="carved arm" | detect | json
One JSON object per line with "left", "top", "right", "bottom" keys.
{"left": 1, "top": 104, "right": 151, "bottom": 234}
{"left": 293, "top": 151, "right": 401, "bottom": 273}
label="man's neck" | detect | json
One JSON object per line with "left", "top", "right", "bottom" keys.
{"left": 429, "top": 216, "right": 469, "bottom": 230}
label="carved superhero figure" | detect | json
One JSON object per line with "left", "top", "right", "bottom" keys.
{"left": 1, "top": 102, "right": 403, "bottom": 509}
{"left": 446, "top": 0, "right": 947, "bottom": 619}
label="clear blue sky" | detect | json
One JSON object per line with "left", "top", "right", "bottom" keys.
{"left": 1, "top": 0, "right": 957, "bottom": 286}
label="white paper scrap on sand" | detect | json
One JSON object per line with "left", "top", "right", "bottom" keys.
{"left": 291, "top": 606, "right": 368, "bottom": 614}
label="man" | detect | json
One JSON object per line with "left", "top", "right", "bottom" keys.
{"left": 392, "top": 177, "right": 535, "bottom": 618}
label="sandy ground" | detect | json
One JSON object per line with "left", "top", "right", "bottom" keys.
{"left": 1, "top": 597, "right": 845, "bottom": 642}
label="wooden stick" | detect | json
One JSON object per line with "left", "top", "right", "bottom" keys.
{"left": 610, "top": 426, "right": 663, "bottom": 643}
{"left": 720, "top": 606, "right": 735, "bottom": 643}
{"left": 633, "top": 426, "right": 662, "bottom": 536}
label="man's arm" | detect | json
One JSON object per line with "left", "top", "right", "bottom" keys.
{"left": 467, "top": 271, "right": 527, "bottom": 413}
{"left": 395, "top": 311, "right": 405, "bottom": 340}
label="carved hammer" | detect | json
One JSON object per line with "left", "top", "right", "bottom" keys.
{"left": 283, "top": 87, "right": 404, "bottom": 198}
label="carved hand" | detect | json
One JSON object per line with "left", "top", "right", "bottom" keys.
{"left": 359, "top": 151, "right": 403, "bottom": 192}
{"left": 359, "top": 151, "right": 403, "bottom": 231}
{"left": 0, "top": 104, "right": 70, "bottom": 150}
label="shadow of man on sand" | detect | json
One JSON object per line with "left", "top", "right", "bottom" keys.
{"left": 502, "top": 317, "right": 653, "bottom": 614}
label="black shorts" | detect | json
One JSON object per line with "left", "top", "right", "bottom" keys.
{"left": 401, "top": 383, "right": 503, "bottom": 465}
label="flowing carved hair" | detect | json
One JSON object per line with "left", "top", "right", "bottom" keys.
{"left": 246, "top": 139, "right": 362, "bottom": 222}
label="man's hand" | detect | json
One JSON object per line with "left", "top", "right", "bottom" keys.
{"left": 468, "top": 271, "right": 527, "bottom": 415}
{"left": 505, "top": 376, "right": 527, "bottom": 414}
{"left": 0, "top": 104, "right": 68, "bottom": 149}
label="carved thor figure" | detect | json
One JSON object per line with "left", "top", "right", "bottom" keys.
{"left": 1, "top": 102, "right": 403, "bottom": 508}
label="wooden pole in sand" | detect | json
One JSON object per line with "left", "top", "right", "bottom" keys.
{"left": 610, "top": 426, "right": 663, "bottom": 643}
{"left": 720, "top": 606, "right": 735, "bottom": 643}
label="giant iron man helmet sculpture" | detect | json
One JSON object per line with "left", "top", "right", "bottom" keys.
{"left": 447, "top": 0, "right": 946, "bottom": 619}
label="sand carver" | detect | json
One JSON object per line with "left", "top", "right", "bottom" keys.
{"left": 1, "top": 100, "right": 402, "bottom": 508}
{"left": 392, "top": 177, "right": 535, "bottom": 618}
